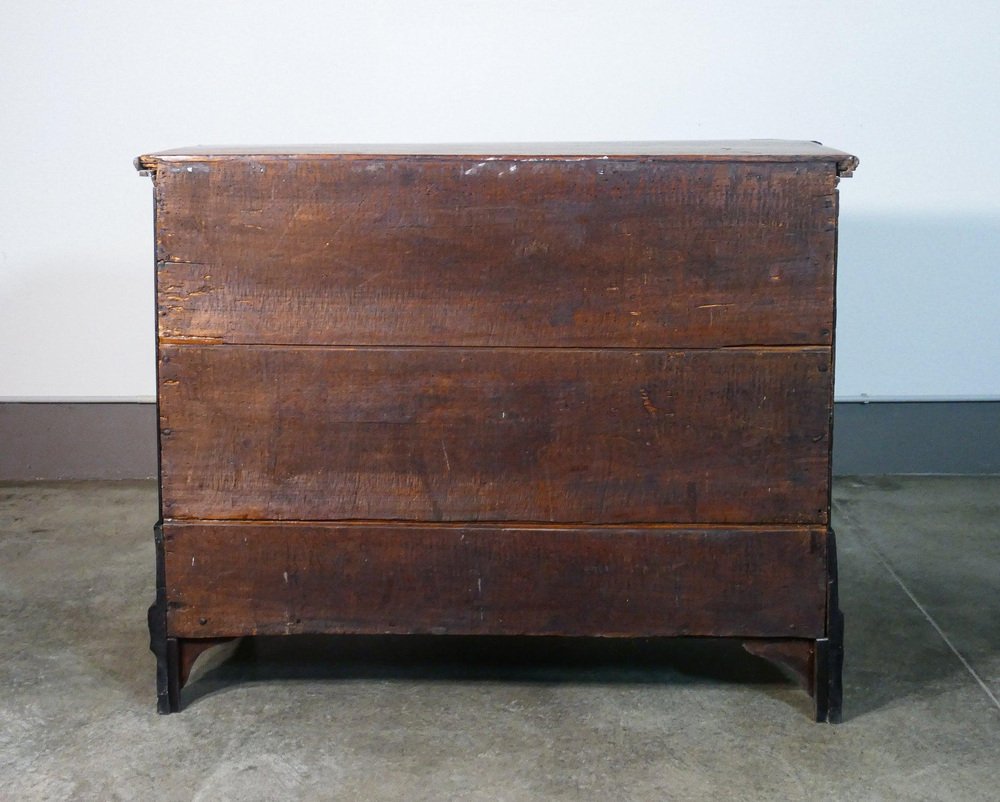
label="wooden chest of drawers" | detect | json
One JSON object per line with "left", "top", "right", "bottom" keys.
{"left": 136, "top": 141, "right": 857, "bottom": 721}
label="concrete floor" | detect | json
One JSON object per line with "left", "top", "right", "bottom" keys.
{"left": 1, "top": 478, "right": 998, "bottom": 801}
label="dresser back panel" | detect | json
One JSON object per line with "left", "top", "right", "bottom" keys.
{"left": 139, "top": 142, "right": 855, "bottom": 719}
{"left": 158, "top": 344, "right": 832, "bottom": 524}
{"left": 153, "top": 158, "right": 836, "bottom": 348}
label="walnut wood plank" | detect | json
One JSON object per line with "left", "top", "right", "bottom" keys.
{"left": 158, "top": 345, "right": 832, "bottom": 524}
{"left": 163, "top": 521, "right": 829, "bottom": 639}
{"left": 152, "top": 158, "right": 837, "bottom": 347}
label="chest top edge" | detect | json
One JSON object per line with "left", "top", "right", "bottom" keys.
{"left": 135, "top": 140, "right": 858, "bottom": 177}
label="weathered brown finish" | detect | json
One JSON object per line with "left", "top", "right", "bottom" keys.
{"left": 152, "top": 159, "right": 836, "bottom": 348}
{"left": 135, "top": 140, "right": 858, "bottom": 173}
{"left": 158, "top": 344, "right": 832, "bottom": 524}
{"left": 163, "top": 521, "right": 829, "bottom": 639}
{"left": 139, "top": 141, "right": 855, "bottom": 719}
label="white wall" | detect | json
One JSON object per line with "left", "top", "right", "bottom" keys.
{"left": 1, "top": 0, "right": 998, "bottom": 400}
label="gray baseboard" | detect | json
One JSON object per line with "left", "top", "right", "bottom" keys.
{"left": 1, "top": 401, "right": 997, "bottom": 480}
{"left": 0, "top": 403, "right": 158, "bottom": 480}
{"left": 831, "top": 400, "right": 999, "bottom": 475}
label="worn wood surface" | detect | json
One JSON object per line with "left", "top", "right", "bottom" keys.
{"left": 153, "top": 159, "right": 836, "bottom": 348}
{"left": 141, "top": 143, "right": 853, "bottom": 717}
{"left": 158, "top": 344, "right": 832, "bottom": 523}
{"left": 136, "top": 139, "right": 858, "bottom": 173}
{"left": 163, "top": 521, "right": 829, "bottom": 639}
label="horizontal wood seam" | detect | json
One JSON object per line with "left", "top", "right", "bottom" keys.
{"left": 163, "top": 519, "right": 827, "bottom": 530}
{"left": 158, "top": 341, "right": 832, "bottom": 352}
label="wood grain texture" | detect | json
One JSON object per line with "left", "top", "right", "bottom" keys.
{"left": 163, "top": 521, "right": 830, "bottom": 639}
{"left": 140, "top": 143, "right": 854, "bottom": 718}
{"left": 153, "top": 158, "right": 837, "bottom": 348}
{"left": 136, "top": 139, "right": 858, "bottom": 172}
{"left": 158, "top": 344, "right": 833, "bottom": 524}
